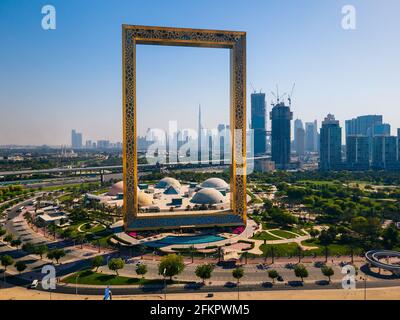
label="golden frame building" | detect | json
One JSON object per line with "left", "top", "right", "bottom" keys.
{"left": 122, "top": 25, "right": 247, "bottom": 231}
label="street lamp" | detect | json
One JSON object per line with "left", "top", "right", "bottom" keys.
{"left": 163, "top": 268, "right": 167, "bottom": 300}
{"left": 360, "top": 275, "right": 367, "bottom": 300}
{"left": 76, "top": 272, "right": 81, "bottom": 295}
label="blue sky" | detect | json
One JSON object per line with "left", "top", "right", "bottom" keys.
{"left": 0, "top": 0, "right": 399, "bottom": 145}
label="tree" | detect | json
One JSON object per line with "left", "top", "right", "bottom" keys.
{"left": 135, "top": 264, "right": 148, "bottom": 278}
{"left": 294, "top": 264, "right": 308, "bottom": 282}
{"left": 15, "top": 261, "right": 27, "bottom": 274}
{"left": 268, "top": 269, "right": 279, "bottom": 284}
{"left": 1, "top": 255, "right": 14, "bottom": 271}
{"left": 10, "top": 238, "right": 22, "bottom": 250}
{"left": 319, "top": 230, "right": 334, "bottom": 263}
{"left": 232, "top": 267, "right": 244, "bottom": 283}
{"left": 269, "top": 209, "right": 298, "bottom": 227}
{"left": 195, "top": 264, "right": 214, "bottom": 284}
{"left": 76, "top": 233, "right": 86, "bottom": 249}
{"left": 22, "top": 242, "right": 35, "bottom": 254}
{"left": 321, "top": 265, "right": 334, "bottom": 283}
{"left": 158, "top": 254, "right": 185, "bottom": 280}
{"left": 0, "top": 228, "right": 6, "bottom": 238}
{"left": 108, "top": 258, "right": 125, "bottom": 276}
{"left": 263, "top": 199, "right": 273, "bottom": 211}
{"left": 309, "top": 229, "right": 320, "bottom": 239}
{"left": 382, "top": 224, "right": 400, "bottom": 249}
{"left": 91, "top": 255, "right": 104, "bottom": 272}
{"left": 47, "top": 249, "right": 66, "bottom": 264}
{"left": 34, "top": 244, "right": 48, "bottom": 259}
{"left": 3, "top": 234, "right": 14, "bottom": 243}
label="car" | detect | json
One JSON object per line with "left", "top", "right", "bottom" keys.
{"left": 277, "top": 275, "right": 284, "bottom": 282}
{"left": 28, "top": 279, "right": 39, "bottom": 289}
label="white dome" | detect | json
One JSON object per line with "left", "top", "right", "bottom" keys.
{"left": 191, "top": 188, "right": 225, "bottom": 205}
{"left": 107, "top": 181, "right": 124, "bottom": 196}
{"left": 200, "top": 178, "right": 229, "bottom": 190}
{"left": 107, "top": 181, "right": 152, "bottom": 206}
{"left": 155, "top": 177, "right": 181, "bottom": 189}
{"left": 137, "top": 192, "right": 153, "bottom": 206}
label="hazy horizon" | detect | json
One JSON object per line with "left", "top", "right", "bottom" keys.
{"left": 1, "top": 0, "right": 400, "bottom": 146}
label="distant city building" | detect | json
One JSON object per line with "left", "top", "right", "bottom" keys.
{"left": 85, "top": 140, "right": 93, "bottom": 149}
{"left": 346, "top": 135, "right": 370, "bottom": 170}
{"left": 294, "top": 119, "right": 305, "bottom": 156}
{"left": 71, "top": 129, "right": 82, "bottom": 149}
{"left": 345, "top": 115, "right": 383, "bottom": 137}
{"left": 372, "top": 136, "right": 397, "bottom": 170}
{"left": 270, "top": 102, "right": 293, "bottom": 169}
{"left": 373, "top": 123, "right": 391, "bottom": 136}
{"left": 217, "top": 124, "right": 226, "bottom": 164}
{"left": 398, "top": 129, "right": 400, "bottom": 161}
{"left": 305, "top": 121, "right": 318, "bottom": 153}
{"left": 251, "top": 92, "right": 267, "bottom": 156}
{"left": 97, "top": 140, "right": 110, "bottom": 149}
{"left": 254, "top": 159, "right": 275, "bottom": 173}
{"left": 319, "top": 114, "right": 342, "bottom": 171}
{"left": 198, "top": 105, "right": 202, "bottom": 163}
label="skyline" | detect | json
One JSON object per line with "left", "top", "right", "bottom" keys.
{"left": 1, "top": 0, "right": 400, "bottom": 145}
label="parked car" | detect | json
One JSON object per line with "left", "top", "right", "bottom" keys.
{"left": 28, "top": 279, "right": 39, "bottom": 289}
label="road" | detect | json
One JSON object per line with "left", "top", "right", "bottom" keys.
{"left": 1, "top": 197, "right": 400, "bottom": 298}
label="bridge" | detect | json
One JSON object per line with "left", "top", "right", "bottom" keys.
{"left": 0, "top": 156, "right": 270, "bottom": 182}
{"left": 365, "top": 250, "right": 400, "bottom": 275}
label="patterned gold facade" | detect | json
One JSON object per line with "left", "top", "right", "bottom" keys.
{"left": 122, "top": 25, "right": 246, "bottom": 230}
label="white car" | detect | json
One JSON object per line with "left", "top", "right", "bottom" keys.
{"left": 28, "top": 279, "right": 39, "bottom": 289}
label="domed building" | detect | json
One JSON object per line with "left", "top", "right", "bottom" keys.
{"left": 155, "top": 177, "right": 181, "bottom": 189}
{"left": 136, "top": 192, "right": 153, "bottom": 207}
{"left": 107, "top": 181, "right": 153, "bottom": 206}
{"left": 107, "top": 181, "right": 124, "bottom": 196}
{"left": 200, "top": 178, "right": 229, "bottom": 191}
{"left": 191, "top": 188, "right": 226, "bottom": 205}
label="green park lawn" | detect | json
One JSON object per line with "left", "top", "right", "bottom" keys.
{"left": 269, "top": 229, "right": 299, "bottom": 239}
{"left": 301, "top": 239, "right": 364, "bottom": 256}
{"left": 259, "top": 242, "right": 300, "bottom": 256}
{"left": 63, "top": 270, "right": 190, "bottom": 286}
{"left": 252, "top": 231, "right": 281, "bottom": 241}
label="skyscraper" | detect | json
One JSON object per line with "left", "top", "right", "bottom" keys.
{"left": 217, "top": 124, "right": 226, "bottom": 164}
{"left": 345, "top": 115, "right": 383, "bottom": 137}
{"left": 398, "top": 129, "right": 400, "bottom": 162}
{"left": 385, "top": 136, "right": 397, "bottom": 166}
{"left": 71, "top": 129, "right": 82, "bottom": 149}
{"left": 198, "top": 105, "right": 202, "bottom": 163}
{"left": 270, "top": 102, "right": 293, "bottom": 169}
{"left": 305, "top": 121, "right": 318, "bottom": 153}
{"left": 346, "top": 135, "right": 370, "bottom": 170}
{"left": 294, "top": 119, "right": 305, "bottom": 156}
{"left": 319, "top": 114, "right": 342, "bottom": 171}
{"left": 373, "top": 123, "right": 391, "bottom": 136}
{"left": 251, "top": 92, "right": 267, "bottom": 156}
{"left": 372, "top": 135, "right": 397, "bottom": 169}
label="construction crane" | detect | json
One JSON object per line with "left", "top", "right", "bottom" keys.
{"left": 271, "top": 84, "right": 287, "bottom": 104}
{"left": 288, "top": 82, "right": 296, "bottom": 107}
{"left": 250, "top": 82, "right": 256, "bottom": 94}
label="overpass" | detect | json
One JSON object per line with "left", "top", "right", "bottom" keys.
{"left": 0, "top": 156, "right": 270, "bottom": 184}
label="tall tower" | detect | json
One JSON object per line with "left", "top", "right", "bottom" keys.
{"left": 251, "top": 92, "right": 267, "bottom": 156}
{"left": 319, "top": 114, "right": 342, "bottom": 171}
{"left": 294, "top": 119, "right": 305, "bottom": 156}
{"left": 198, "top": 104, "right": 202, "bottom": 164}
{"left": 270, "top": 102, "right": 293, "bottom": 169}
